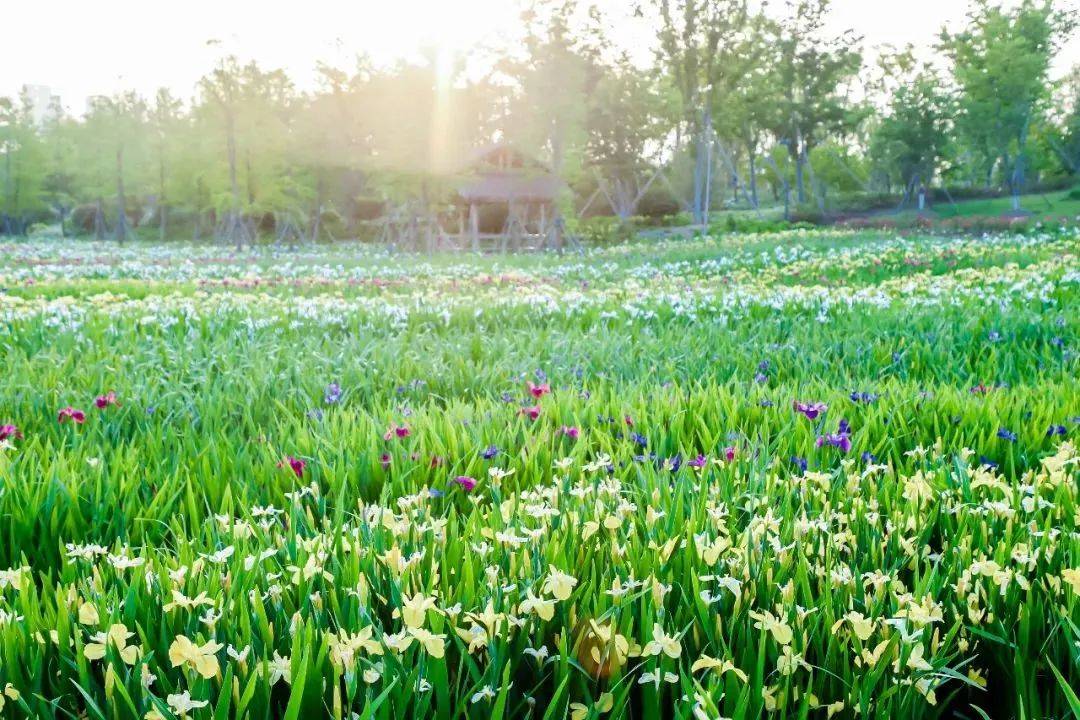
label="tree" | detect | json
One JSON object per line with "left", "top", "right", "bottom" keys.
{"left": 941, "top": 0, "right": 1076, "bottom": 210}
{"left": 0, "top": 91, "right": 48, "bottom": 235}
{"left": 583, "top": 55, "right": 677, "bottom": 220}
{"left": 653, "top": 0, "right": 752, "bottom": 223}
{"left": 197, "top": 57, "right": 295, "bottom": 249}
{"left": 77, "top": 93, "right": 147, "bottom": 243}
{"left": 1047, "top": 65, "right": 1080, "bottom": 175}
{"left": 40, "top": 99, "right": 78, "bottom": 235}
{"left": 714, "top": 13, "right": 780, "bottom": 209}
{"left": 769, "top": 0, "right": 863, "bottom": 205}
{"left": 499, "top": 1, "right": 598, "bottom": 185}
{"left": 149, "top": 89, "right": 184, "bottom": 241}
{"left": 869, "top": 59, "right": 951, "bottom": 198}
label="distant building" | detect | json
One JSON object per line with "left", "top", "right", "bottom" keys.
{"left": 21, "top": 84, "right": 61, "bottom": 126}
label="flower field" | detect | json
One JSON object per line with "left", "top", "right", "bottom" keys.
{"left": 0, "top": 229, "right": 1078, "bottom": 719}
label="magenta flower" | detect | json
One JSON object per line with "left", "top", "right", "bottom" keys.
{"left": 58, "top": 407, "right": 86, "bottom": 424}
{"left": 383, "top": 424, "right": 410, "bottom": 441}
{"left": 527, "top": 381, "right": 550, "bottom": 399}
{"left": 793, "top": 401, "right": 828, "bottom": 420}
{"left": 560, "top": 425, "right": 580, "bottom": 439}
{"left": 723, "top": 446, "right": 737, "bottom": 462}
{"left": 379, "top": 453, "right": 392, "bottom": 469}
{"left": 521, "top": 405, "right": 541, "bottom": 421}
{"left": 94, "top": 391, "right": 120, "bottom": 409}
{"left": 0, "top": 424, "right": 22, "bottom": 441}
{"left": 687, "top": 454, "right": 708, "bottom": 468}
{"left": 278, "top": 456, "right": 306, "bottom": 478}
{"left": 452, "top": 475, "right": 478, "bottom": 491}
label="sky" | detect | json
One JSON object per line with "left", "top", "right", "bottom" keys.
{"left": 2, "top": 0, "right": 1078, "bottom": 114}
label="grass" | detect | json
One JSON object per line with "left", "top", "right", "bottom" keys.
{"left": 930, "top": 188, "right": 1080, "bottom": 218}
{"left": 0, "top": 227, "right": 1077, "bottom": 719}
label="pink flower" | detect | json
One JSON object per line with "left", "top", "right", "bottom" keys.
{"left": 527, "top": 381, "right": 550, "bottom": 399}
{"left": 278, "top": 456, "right": 306, "bottom": 478}
{"left": 58, "top": 407, "right": 86, "bottom": 424}
{"left": 452, "top": 475, "right": 478, "bottom": 491}
{"left": 624, "top": 415, "right": 634, "bottom": 427}
{"left": 429, "top": 455, "right": 445, "bottom": 468}
{"left": 379, "top": 453, "right": 392, "bottom": 469}
{"left": 723, "top": 446, "right": 737, "bottom": 462}
{"left": 560, "top": 425, "right": 580, "bottom": 439}
{"left": 0, "top": 424, "right": 22, "bottom": 441}
{"left": 383, "top": 424, "right": 411, "bottom": 441}
{"left": 521, "top": 405, "right": 541, "bottom": 421}
{"left": 94, "top": 391, "right": 120, "bottom": 409}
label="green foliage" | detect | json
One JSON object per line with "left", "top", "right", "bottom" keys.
{"left": 940, "top": 0, "right": 1076, "bottom": 195}
{"left": 0, "top": 230, "right": 1077, "bottom": 718}
{"left": 0, "top": 0, "right": 1077, "bottom": 241}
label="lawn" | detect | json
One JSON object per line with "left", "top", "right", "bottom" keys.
{"left": 0, "top": 228, "right": 1078, "bottom": 719}
{"left": 929, "top": 188, "right": 1080, "bottom": 219}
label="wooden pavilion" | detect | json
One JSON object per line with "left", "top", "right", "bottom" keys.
{"left": 453, "top": 143, "right": 567, "bottom": 252}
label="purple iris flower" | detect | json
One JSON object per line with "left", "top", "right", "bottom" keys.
{"left": 754, "top": 373, "right": 768, "bottom": 384}
{"left": 817, "top": 433, "right": 852, "bottom": 453}
{"left": 997, "top": 428, "right": 1018, "bottom": 442}
{"left": 979, "top": 456, "right": 999, "bottom": 469}
{"left": 861, "top": 451, "right": 877, "bottom": 463}
{"left": 790, "top": 456, "right": 808, "bottom": 472}
{"left": 1046, "top": 425, "right": 1067, "bottom": 437}
{"left": 631, "top": 432, "right": 648, "bottom": 448}
{"left": 688, "top": 454, "right": 708, "bottom": 468}
{"left": 324, "top": 382, "right": 342, "bottom": 405}
{"left": 482, "top": 445, "right": 499, "bottom": 460}
{"left": 849, "top": 391, "right": 878, "bottom": 404}
{"left": 816, "top": 419, "right": 852, "bottom": 453}
{"left": 794, "top": 401, "right": 828, "bottom": 420}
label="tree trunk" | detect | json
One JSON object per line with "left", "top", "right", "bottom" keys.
{"left": 1011, "top": 121, "right": 1029, "bottom": 213}
{"left": 115, "top": 145, "right": 127, "bottom": 244}
{"left": 794, "top": 144, "right": 807, "bottom": 205}
{"left": 95, "top": 197, "right": 106, "bottom": 240}
{"left": 309, "top": 174, "right": 324, "bottom": 244}
{"left": 225, "top": 108, "right": 242, "bottom": 250}
{"left": 158, "top": 153, "right": 167, "bottom": 242}
{"left": 692, "top": 109, "right": 711, "bottom": 225}
{"left": 748, "top": 145, "right": 759, "bottom": 209}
